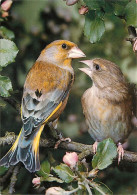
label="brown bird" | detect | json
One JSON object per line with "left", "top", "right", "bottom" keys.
{"left": 0, "top": 40, "right": 86, "bottom": 172}
{"left": 79, "top": 58, "right": 136, "bottom": 162}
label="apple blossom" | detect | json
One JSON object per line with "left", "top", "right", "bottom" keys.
{"left": 32, "top": 177, "right": 41, "bottom": 186}
{"left": 45, "top": 187, "right": 65, "bottom": 195}
{"left": 63, "top": 152, "right": 78, "bottom": 168}
{"left": 1, "top": 0, "right": 12, "bottom": 11}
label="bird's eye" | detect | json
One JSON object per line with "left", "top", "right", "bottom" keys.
{"left": 95, "top": 64, "right": 100, "bottom": 70}
{"left": 62, "top": 43, "right": 67, "bottom": 49}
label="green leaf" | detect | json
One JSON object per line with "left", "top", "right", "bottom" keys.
{"left": 0, "top": 27, "right": 15, "bottom": 40}
{"left": 125, "top": 0, "right": 137, "bottom": 27}
{"left": 84, "top": 0, "right": 105, "bottom": 10}
{"left": 41, "top": 176, "right": 64, "bottom": 183}
{"left": 52, "top": 163, "right": 75, "bottom": 183}
{"left": 112, "top": 3, "right": 126, "bottom": 16}
{"left": 0, "top": 75, "right": 13, "bottom": 97}
{"left": 92, "top": 181, "right": 113, "bottom": 195}
{"left": 0, "top": 39, "right": 19, "bottom": 67}
{"left": 37, "top": 160, "right": 50, "bottom": 178}
{"left": 84, "top": 11, "right": 105, "bottom": 43}
{"left": 112, "top": 0, "right": 129, "bottom": 6}
{"left": 0, "top": 166, "right": 8, "bottom": 176}
{"left": 92, "top": 138, "right": 117, "bottom": 170}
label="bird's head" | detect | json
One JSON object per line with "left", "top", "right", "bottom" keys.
{"left": 37, "top": 40, "right": 86, "bottom": 68}
{"left": 79, "top": 58, "right": 129, "bottom": 101}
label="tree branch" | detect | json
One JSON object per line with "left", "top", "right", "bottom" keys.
{"left": 0, "top": 166, "right": 14, "bottom": 183}
{"left": 9, "top": 165, "right": 20, "bottom": 194}
{"left": 126, "top": 26, "right": 137, "bottom": 53}
{"left": 0, "top": 132, "right": 137, "bottom": 163}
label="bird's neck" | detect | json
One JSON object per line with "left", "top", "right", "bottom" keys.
{"left": 37, "top": 52, "right": 73, "bottom": 74}
{"left": 91, "top": 83, "right": 130, "bottom": 103}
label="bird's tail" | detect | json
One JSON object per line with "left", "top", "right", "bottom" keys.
{"left": 0, "top": 125, "right": 44, "bottom": 172}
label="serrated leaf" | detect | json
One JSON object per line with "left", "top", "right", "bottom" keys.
{"left": 0, "top": 39, "right": 19, "bottom": 67}
{"left": 37, "top": 160, "right": 50, "bottom": 178}
{"left": 125, "top": 0, "right": 137, "bottom": 27}
{"left": 42, "top": 176, "right": 63, "bottom": 183}
{"left": 0, "top": 75, "right": 13, "bottom": 97}
{"left": 92, "top": 181, "right": 113, "bottom": 195}
{"left": 0, "top": 27, "right": 15, "bottom": 40}
{"left": 84, "top": 0, "right": 105, "bottom": 10}
{"left": 84, "top": 11, "right": 105, "bottom": 43}
{"left": 92, "top": 138, "right": 117, "bottom": 170}
{"left": 52, "top": 163, "right": 75, "bottom": 183}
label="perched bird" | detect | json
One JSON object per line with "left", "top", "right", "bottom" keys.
{"left": 79, "top": 58, "right": 136, "bottom": 162}
{"left": 0, "top": 40, "right": 86, "bottom": 172}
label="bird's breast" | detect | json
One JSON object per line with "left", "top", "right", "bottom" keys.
{"left": 82, "top": 88, "right": 132, "bottom": 143}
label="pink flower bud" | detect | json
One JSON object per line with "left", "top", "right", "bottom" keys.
{"left": 63, "top": 152, "right": 78, "bottom": 168}
{"left": 133, "top": 39, "right": 137, "bottom": 52}
{"left": 32, "top": 177, "right": 41, "bottom": 186}
{"left": 2, "top": 11, "right": 9, "bottom": 18}
{"left": 79, "top": 6, "right": 89, "bottom": 15}
{"left": 45, "top": 187, "right": 65, "bottom": 195}
{"left": 1, "top": 0, "right": 13, "bottom": 11}
{"left": 66, "top": 0, "right": 78, "bottom": 6}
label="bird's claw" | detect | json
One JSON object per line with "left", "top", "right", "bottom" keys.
{"left": 54, "top": 137, "right": 71, "bottom": 149}
{"left": 93, "top": 141, "right": 98, "bottom": 154}
{"left": 117, "top": 143, "right": 124, "bottom": 164}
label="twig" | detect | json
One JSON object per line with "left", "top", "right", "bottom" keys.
{"left": 126, "top": 26, "right": 137, "bottom": 45}
{"left": 0, "top": 132, "right": 137, "bottom": 163}
{"left": 9, "top": 164, "right": 20, "bottom": 194}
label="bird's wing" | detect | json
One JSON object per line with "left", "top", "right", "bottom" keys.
{"left": 129, "top": 83, "right": 137, "bottom": 117}
{"left": 21, "top": 62, "right": 74, "bottom": 136}
{"left": 133, "top": 85, "right": 137, "bottom": 118}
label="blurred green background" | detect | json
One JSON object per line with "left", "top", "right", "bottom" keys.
{"left": 1, "top": 0, "right": 137, "bottom": 194}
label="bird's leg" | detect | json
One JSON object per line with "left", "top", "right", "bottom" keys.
{"left": 93, "top": 141, "right": 98, "bottom": 154}
{"left": 117, "top": 142, "right": 124, "bottom": 164}
{"left": 48, "top": 122, "right": 59, "bottom": 140}
{"left": 49, "top": 121, "right": 71, "bottom": 149}
{"left": 54, "top": 129, "right": 71, "bottom": 149}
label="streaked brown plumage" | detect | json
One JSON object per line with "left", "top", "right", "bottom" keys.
{"left": 79, "top": 58, "right": 136, "bottom": 162}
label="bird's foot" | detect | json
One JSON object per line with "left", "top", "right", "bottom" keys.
{"left": 50, "top": 126, "right": 71, "bottom": 149}
{"left": 54, "top": 136, "right": 71, "bottom": 149}
{"left": 117, "top": 143, "right": 124, "bottom": 164}
{"left": 93, "top": 141, "right": 98, "bottom": 154}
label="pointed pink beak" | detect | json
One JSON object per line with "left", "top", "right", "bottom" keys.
{"left": 79, "top": 60, "right": 93, "bottom": 77}
{"left": 79, "top": 60, "right": 93, "bottom": 68}
{"left": 68, "top": 47, "right": 86, "bottom": 59}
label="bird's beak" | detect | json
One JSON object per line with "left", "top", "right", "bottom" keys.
{"left": 79, "top": 60, "right": 92, "bottom": 68}
{"left": 78, "top": 60, "right": 93, "bottom": 77}
{"left": 68, "top": 47, "right": 86, "bottom": 59}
